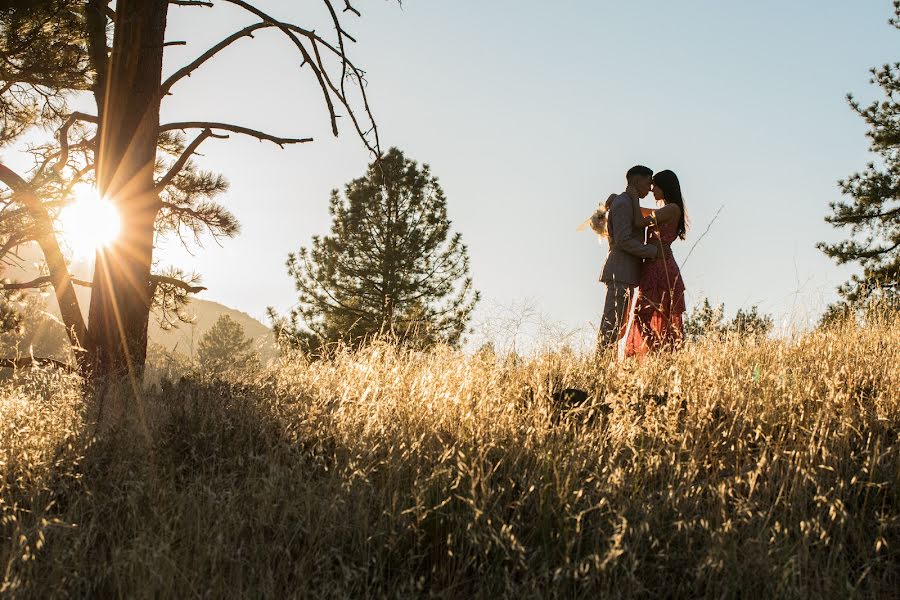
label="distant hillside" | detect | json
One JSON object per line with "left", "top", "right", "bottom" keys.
{"left": 149, "top": 298, "right": 276, "bottom": 362}
{"left": 2, "top": 243, "right": 276, "bottom": 362}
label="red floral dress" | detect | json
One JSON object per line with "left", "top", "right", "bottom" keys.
{"left": 625, "top": 220, "right": 686, "bottom": 358}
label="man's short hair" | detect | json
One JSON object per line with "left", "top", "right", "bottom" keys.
{"left": 626, "top": 165, "right": 653, "bottom": 181}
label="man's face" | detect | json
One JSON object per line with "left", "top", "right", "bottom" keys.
{"left": 634, "top": 175, "right": 652, "bottom": 199}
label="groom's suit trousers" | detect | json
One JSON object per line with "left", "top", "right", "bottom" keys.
{"left": 597, "top": 281, "right": 633, "bottom": 348}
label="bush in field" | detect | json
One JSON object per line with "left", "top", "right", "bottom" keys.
{"left": 196, "top": 315, "right": 259, "bottom": 374}
{"left": 144, "top": 342, "right": 192, "bottom": 383}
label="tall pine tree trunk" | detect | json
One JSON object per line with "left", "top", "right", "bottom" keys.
{"left": 85, "top": 0, "right": 168, "bottom": 382}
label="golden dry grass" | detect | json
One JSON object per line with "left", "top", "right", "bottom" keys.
{"left": 1, "top": 318, "right": 898, "bottom": 598}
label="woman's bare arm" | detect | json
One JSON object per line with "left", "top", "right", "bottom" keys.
{"left": 634, "top": 203, "right": 681, "bottom": 227}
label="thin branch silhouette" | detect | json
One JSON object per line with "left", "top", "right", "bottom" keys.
{"left": 681, "top": 204, "right": 724, "bottom": 269}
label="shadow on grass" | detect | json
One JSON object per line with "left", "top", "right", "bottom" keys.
{"left": 4, "top": 371, "right": 899, "bottom": 599}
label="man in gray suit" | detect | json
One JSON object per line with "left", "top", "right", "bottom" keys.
{"left": 597, "top": 165, "right": 659, "bottom": 350}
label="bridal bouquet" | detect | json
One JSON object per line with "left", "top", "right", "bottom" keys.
{"left": 577, "top": 198, "right": 613, "bottom": 241}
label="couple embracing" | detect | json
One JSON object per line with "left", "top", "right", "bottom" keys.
{"left": 596, "top": 165, "right": 687, "bottom": 358}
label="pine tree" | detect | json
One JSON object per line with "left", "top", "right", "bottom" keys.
{"left": 728, "top": 306, "right": 774, "bottom": 337}
{"left": 684, "top": 298, "right": 773, "bottom": 340}
{"left": 274, "top": 148, "right": 479, "bottom": 351}
{"left": 196, "top": 315, "right": 258, "bottom": 374}
{"left": 683, "top": 298, "right": 726, "bottom": 340}
{"left": 818, "top": 2, "right": 900, "bottom": 317}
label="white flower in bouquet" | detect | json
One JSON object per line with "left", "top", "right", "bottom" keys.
{"left": 577, "top": 196, "right": 615, "bottom": 242}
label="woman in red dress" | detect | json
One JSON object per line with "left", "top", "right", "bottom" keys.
{"left": 625, "top": 170, "right": 687, "bottom": 359}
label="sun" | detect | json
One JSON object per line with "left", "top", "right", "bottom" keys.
{"left": 57, "top": 185, "right": 122, "bottom": 258}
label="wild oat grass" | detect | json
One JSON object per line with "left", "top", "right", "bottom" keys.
{"left": 1, "top": 318, "right": 898, "bottom": 598}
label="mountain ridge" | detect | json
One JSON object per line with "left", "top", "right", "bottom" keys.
{"left": 2, "top": 243, "right": 276, "bottom": 362}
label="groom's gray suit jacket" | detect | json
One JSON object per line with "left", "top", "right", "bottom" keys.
{"left": 600, "top": 192, "right": 658, "bottom": 286}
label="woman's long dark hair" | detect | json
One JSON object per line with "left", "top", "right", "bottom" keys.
{"left": 652, "top": 170, "right": 687, "bottom": 240}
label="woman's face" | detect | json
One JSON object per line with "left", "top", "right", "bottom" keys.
{"left": 652, "top": 182, "right": 666, "bottom": 203}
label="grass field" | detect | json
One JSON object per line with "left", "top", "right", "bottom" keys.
{"left": 1, "top": 319, "right": 898, "bottom": 598}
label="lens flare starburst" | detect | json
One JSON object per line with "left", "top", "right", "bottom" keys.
{"left": 57, "top": 185, "right": 122, "bottom": 258}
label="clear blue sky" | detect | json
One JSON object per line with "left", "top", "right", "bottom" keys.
{"left": 152, "top": 1, "right": 896, "bottom": 347}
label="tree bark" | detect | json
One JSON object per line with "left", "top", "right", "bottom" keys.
{"left": 85, "top": 0, "right": 168, "bottom": 382}
{"left": 0, "top": 165, "right": 87, "bottom": 349}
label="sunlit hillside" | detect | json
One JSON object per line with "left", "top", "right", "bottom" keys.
{"left": 1, "top": 317, "right": 897, "bottom": 598}
{"left": 1, "top": 243, "right": 275, "bottom": 363}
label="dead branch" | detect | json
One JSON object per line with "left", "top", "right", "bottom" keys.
{"left": 323, "top": 0, "right": 353, "bottom": 116}
{"left": 159, "top": 122, "right": 312, "bottom": 147}
{"left": 164, "top": 0, "right": 378, "bottom": 153}
{"left": 169, "top": 0, "right": 214, "bottom": 6}
{"left": 341, "top": 1, "right": 361, "bottom": 17}
{"left": 1, "top": 275, "right": 92, "bottom": 290}
{"left": 324, "top": 0, "right": 357, "bottom": 44}
{"left": 278, "top": 21, "right": 380, "bottom": 152}
{"left": 161, "top": 22, "right": 274, "bottom": 95}
{"left": 221, "top": 0, "right": 341, "bottom": 136}
{"left": 223, "top": 0, "right": 380, "bottom": 152}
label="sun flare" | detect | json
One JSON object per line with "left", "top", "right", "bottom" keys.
{"left": 57, "top": 186, "right": 122, "bottom": 258}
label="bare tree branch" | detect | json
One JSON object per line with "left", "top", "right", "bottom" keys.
{"left": 1, "top": 275, "right": 92, "bottom": 290}
{"left": 221, "top": 0, "right": 341, "bottom": 137}
{"left": 165, "top": 1, "right": 379, "bottom": 152}
{"left": 324, "top": 0, "right": 357, "bottom": 44}
{"left": 339, "top": 0, "right": 361, "bottom": 18}
{"left": 160, "top": 22, "right": 274, "bottom": 95}
{"left": 275, "top": 20, "right": 380, "bottom": 152}
{"left": 169, "top": 0, "right": 214, "bottom": 6}
{"left": 159, "top": 122, "right": 312, "bottom": 147}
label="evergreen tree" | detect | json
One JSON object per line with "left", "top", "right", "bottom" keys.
{"left": 818, "top": 2, "right": 900, "bottom": 317}
{"left": 274, "top": 148, "right": 479, "bottom": 351}
{"left": 684, "top": 299, "right": 773, "bottom": 340}
{"left": 727, "top": 306, "right": 774, "bottom": 337}
{"left": 0, "top": 0, "right": 89, "bottom": 147}
{"left": 196, "top": 315, "right": 258, "bottom": 374}
{"left": 683, "top": 298, "right": 726, "bottom": 340}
